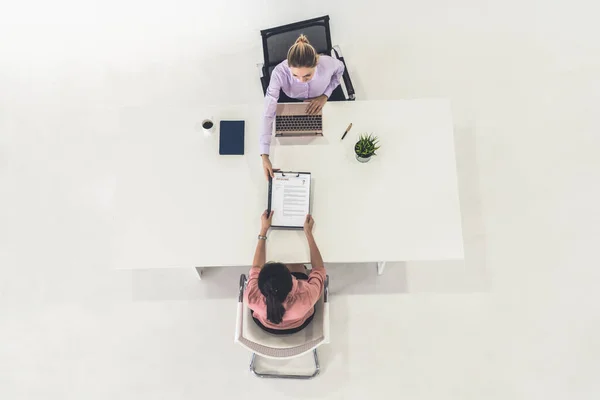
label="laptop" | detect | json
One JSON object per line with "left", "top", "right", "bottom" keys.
{"left": 275, "top": 103, "right": 323, "bottom": 137}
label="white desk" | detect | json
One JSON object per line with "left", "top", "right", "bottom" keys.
{"left": 114, "top": 100, "right": 463, "bottom": 274}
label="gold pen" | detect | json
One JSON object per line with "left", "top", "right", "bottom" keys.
{"left": 341, "top": 123, "right": 353, "bottom": 140}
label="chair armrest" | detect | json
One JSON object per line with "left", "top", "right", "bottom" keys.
{"left": 235, "top": 274, "right": 247, "bottom": 343}
{"left": 332, "top": 45, "right": 344, "bottom": 58}
{"left": 332, "top": 46, "right": 356, "bottom": 100}
{"left": 323, "top": 276, "right": 330, "bottom": 344}
{"left": 238, "top": 274, "right": 247, "bottom": 302}
{"left": 322, "top": 275, "right": 330, "bottom": 343}
{"left": 322, "top": 302, "right": 330, "bottom": 344}
{"left": 342, "top": 72, "right": 355, "bottom": 100}
{"left": 234, "top": 302, "right": 244, "bottom": 343}
{"left": 257, "top": 63, "right": 269, "bottom": 95}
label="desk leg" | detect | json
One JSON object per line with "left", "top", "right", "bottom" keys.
{"left": 195, "top": 267, "right": 204, "bottom": 280}
{"left": 377, "top": 262, "right": 386, "bottom": 276}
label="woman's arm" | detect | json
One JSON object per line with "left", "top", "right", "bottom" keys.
{"left": 246, "top": 210, "right": 274, "bottom": 305}
{"left": 303, "top": 215, "right": 324, "bottom": 270}
{"left": 306, "top": 58, "right": 345, "bottom": 114}
{"left": 322, "top": 58, "right": 345, "bottom": 99}
{"left": 306, "top": 233, "right": 324, "bottom": 270}
{"left": 252, "top": 210, "right": 274, "bottom": 268}
{"left": 252, "top": 237, "right": 267, "bottom": 269}
{"left": 259, "top": 67, "right": 284, "bottom": 157}
{"left": 260, "top": 68, "right": 285, "bottom": 180}
{"left": 302, "top": 214, "right": 326, "bottom": 306}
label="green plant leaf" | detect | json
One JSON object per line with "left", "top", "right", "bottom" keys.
{"left": 355, "top": 133, "right": 381, "bottom": 157}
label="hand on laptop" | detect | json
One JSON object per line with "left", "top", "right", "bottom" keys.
{"left": 305, "top": 95, "right": 328, "bottom": 115}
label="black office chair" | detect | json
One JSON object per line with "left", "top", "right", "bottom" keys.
{"left": 258, "top": 15, "right": 356, "bottom": 103}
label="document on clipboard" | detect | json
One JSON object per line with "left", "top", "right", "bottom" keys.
{"left": 267, "top": 171, "right": 311, "bottom": 229}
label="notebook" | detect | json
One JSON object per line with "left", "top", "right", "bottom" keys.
{"left": 219, "top": 120, "right": 245, "bottom": 155}
{"left": 267, "top": 171, "right": 311, "bottom": 229}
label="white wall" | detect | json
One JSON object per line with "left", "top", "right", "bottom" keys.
{"left": 1, "top": 1, "right": 599, "bottom": 399}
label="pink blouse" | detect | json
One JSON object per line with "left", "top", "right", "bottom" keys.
{"left": 244, "top": 265, "right": 326, "bottom": 330}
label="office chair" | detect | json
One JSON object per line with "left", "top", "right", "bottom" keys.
{"left": 258, "top": 15, "right": 356, "bottom": 103}
{"left": 234, "top": 274, "right": 330, "bottom": 379}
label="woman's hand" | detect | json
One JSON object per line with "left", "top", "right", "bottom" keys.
{"left": 303, "top": 214, "right": 315, "bottom": 236}
{"left": 305, "top": 95, "right": 328, "bottom": 115}
{"left": 261, "top": 155, "right": 277, "bottom": 181}
{"left": 261, "top": 209, "right": 274, "bottom": 235}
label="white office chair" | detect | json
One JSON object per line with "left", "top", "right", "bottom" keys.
{"left": 234, "top": 274, "right": 330, "bottom": 379}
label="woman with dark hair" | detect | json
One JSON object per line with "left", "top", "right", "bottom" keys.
{"left": 244, "top": 210, "right": 326, "bottom": 334}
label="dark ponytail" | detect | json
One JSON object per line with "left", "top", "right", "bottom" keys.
{"left": 263, "top": 280, "right": 286, "bottom": 324}
{"left": 258, "top": 263, "right": 293, "bottom": 325}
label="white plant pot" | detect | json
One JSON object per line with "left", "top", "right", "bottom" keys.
{"left": 355, "top": 154, "right": 372, "bottom": 163}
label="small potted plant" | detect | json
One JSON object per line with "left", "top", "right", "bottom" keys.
{"left": 354, "top": 133, "right": 380, "bottom": 163}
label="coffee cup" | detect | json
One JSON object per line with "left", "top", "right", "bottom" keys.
{"left": 202, "top": 119, "right": 215, "bottom": 136}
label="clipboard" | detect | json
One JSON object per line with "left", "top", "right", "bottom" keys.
{"left": 267, "top": 171, "right": 312, "bottom": 229}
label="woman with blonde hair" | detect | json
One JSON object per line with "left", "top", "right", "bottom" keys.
{"left": 259, "top": 34, "right": 345, "bottom": 180}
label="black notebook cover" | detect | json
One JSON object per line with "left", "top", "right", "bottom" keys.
{"left": 219, "top": 120, "right": 245, "bottom": 155}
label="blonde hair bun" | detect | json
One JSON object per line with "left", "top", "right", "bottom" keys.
{"left": 287, "top": 34, "right": 318, "bottom": 68}
{"left": 295, "top": 34, "right": 310, "bottom": 45}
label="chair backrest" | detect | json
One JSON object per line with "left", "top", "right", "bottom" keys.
{"left": 235, "top": 275, "right": 330, "bottom": 360}
{"left": 236, "top": 296, "right": 327, "bottom": 360}
{"left": 260, "top": 15, "right": 332, "bottom": 73}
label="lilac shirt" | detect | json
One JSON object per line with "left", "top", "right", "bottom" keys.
{"left": 259, "top": 55, "right": 345, "bottom": 155}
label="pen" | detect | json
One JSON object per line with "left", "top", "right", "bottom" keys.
{"left": 341, "top": 123, "right": 353, "bottom": 140}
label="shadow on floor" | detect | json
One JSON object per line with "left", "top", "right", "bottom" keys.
{"left": 131, "top": 262, "right": 409, "bottom": 302}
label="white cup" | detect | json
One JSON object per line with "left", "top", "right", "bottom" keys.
{"left": 202, "top": 118, "right": 215, "bottom": 136}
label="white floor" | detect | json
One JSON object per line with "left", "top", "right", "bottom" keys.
{"left": 1, "top": 1, "right": 600, "bottom": 399}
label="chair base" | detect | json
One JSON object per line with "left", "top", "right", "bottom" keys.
{"left": 249, "top": 349, "right": 320, "bottom": 379}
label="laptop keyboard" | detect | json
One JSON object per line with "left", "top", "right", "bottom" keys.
{"left": 276, "top": 115, "right": 322, "bottom": 132}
